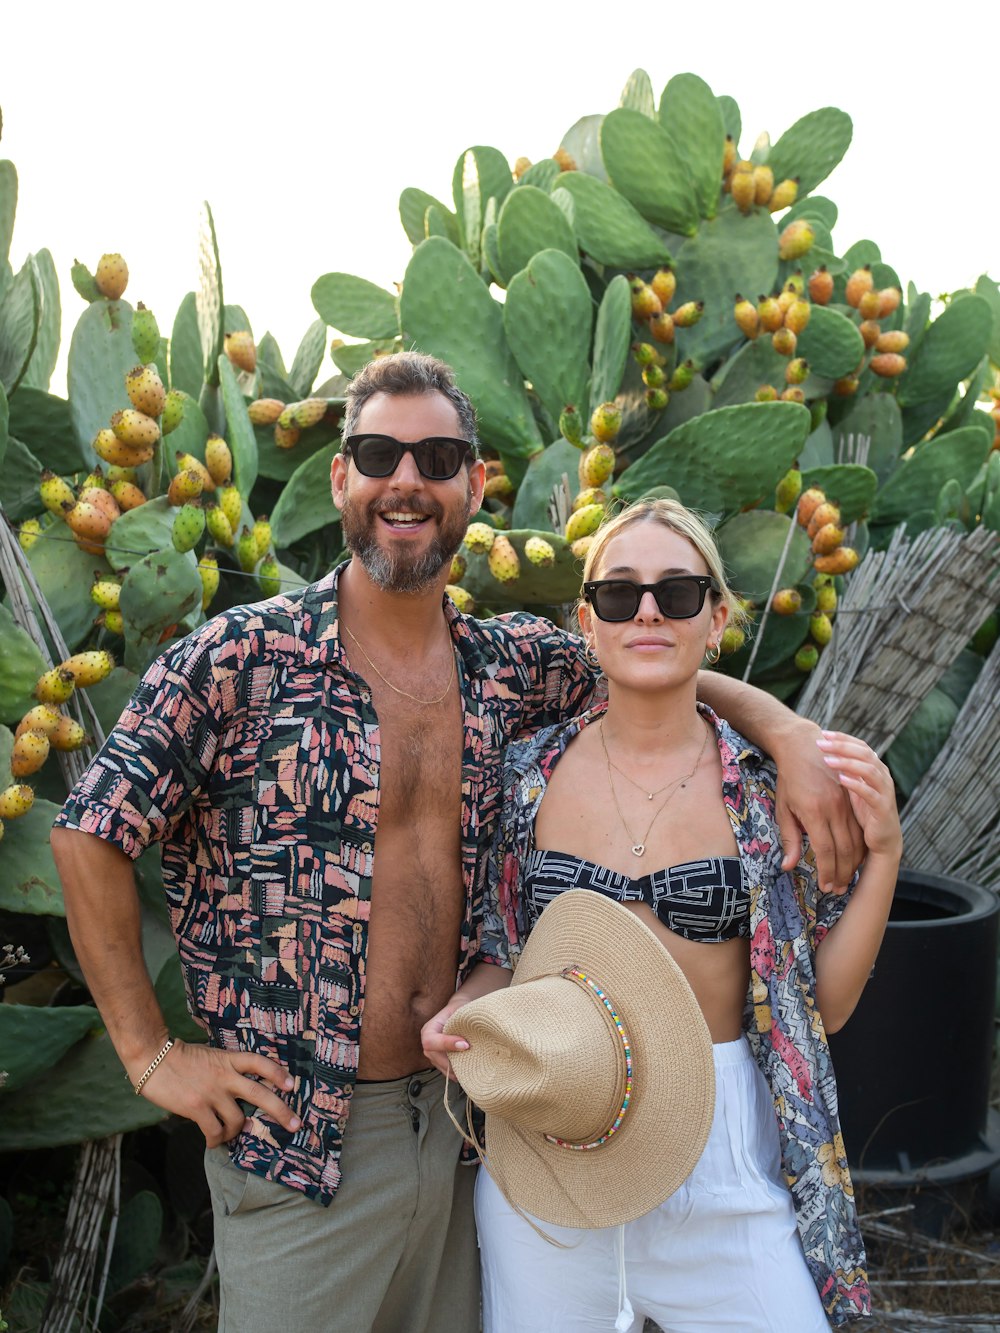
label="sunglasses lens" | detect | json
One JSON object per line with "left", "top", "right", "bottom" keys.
{"left": 413, "top": 438, "right": 464, "bottom": 480}
{"left": 655, "top": 580, "right": 702, "bottom": 617}
{"left": 592, "top": 583, "right": 639, "bottom": 621}
{"left": 352, "top": 436, "right": 402, "bottom": 477}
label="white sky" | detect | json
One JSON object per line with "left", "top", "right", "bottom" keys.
{"left": 4, "top": 2, "right": 996, "bottom": 395}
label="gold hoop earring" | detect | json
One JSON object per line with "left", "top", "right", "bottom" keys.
{"left": 585, "top": 643, "right": 602, "bottom": 672}
{"left": 705, "top": 643, "right": 721, "bottom": 665}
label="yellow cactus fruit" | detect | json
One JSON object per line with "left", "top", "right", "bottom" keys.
{"left": 124, "top": 364, "right": 166, "bottom": 418}
{"left": 18, "top": 517, "right": 43, "bottom": 551}
{"left": 173, "top": 452, "right": 216, "bottom": 493}
{"left": 111, "top": 408, "right": 160, "bottom": 449}
{"left": 60, "top": 650, "right": 115, "bottom": 687}
{"left": 446, "top": 584, "right": 476, "bottom": 614}
{"left": 205, "top": 505, "right": 235, "bottom": 548}
{"left": 215, "top": 486, "right": 242, "bottom": 533}
{"left": 721, "top": 135, "right": 737, "bottom": 177}
{"left": 524, "top": 536, "right": 556, "bottom": 568}
{"left": 570, "top": 534, "right": 595, "bottom": 562}
{"left": 811, "top": 523, "right": 845, "bottom": 556}
{"left": 780, "top": 387, "right": 805, "bottom": 404}
{"left": 49, "top": 714, "right": 89, "bottom": 752}
{"left": 771, "top": 588, "right": 802, "bottom": 616}
{"left": 757, "top": 296, "right": 783, "bottom": 333}
{"left": 483, "top": 474, "right": 516, "bottom": 504}
{"left": 733, "top": 295, "right": 759, "bottom": 340}
{"left": 844, "top": 266, "right": 874, "bottom": 309}
{"left": 93, "top": 427, "right": 154, "bottom": 468}
{"left": 99, "top": 609, "right": 124, "bottom": 636}
{"left": 274, "top": 423, "right": 301, "bottom": 450}
{"left": 40, "top": 470, "right": 77, "bottom": 517}
{"left": 449, "top": 553, "right": 467, "bottom": 583}
{"left": 774, "top": 468, "right": 802, "bottom": 514}
{"left": 291, "top": 398, "right": 328, "bottom": 430}
{"left": 755, "top": 385, "right": 779, "bottom": 402}
{"left": 579, "top": 442, "right": 616, "bottom": 489}
{"left": 771, "top": 327, "right": 797, "bottom": 357}
{"left": 648, "top": 310, "right": 675, "bottom": 344}
{"left": 796, "top": 487, "right": 827, "bottom": 529}
{"left": 876, "top": 329, "right": 910, "bottom": 355}
{"left": 11, "top": 729, "right": 51, "bottom": 777}
{"left": 730, "top": 167, "right": 755, "bottom": 214}
{"left": 95, "top": 253, "right": 129, "bottom": 300}
{"left": 673, "top": 301, "right": 704, "bottom": 328}
{"left": 877, "top": 287, "right": 902, "bottom": 318}
{"left": 813, "top": 547, "right": 860, "bottom": 575}
{"left": 15, "top": 705, "right": 62, "bottom": 740}
{"left": 565, "top": 503, "right": 605, "bottom": 544}
{"left": 0, "top": 784, "right": 35, "bottom": 820}
{"left": 778, "top": 220, "right": 815, "bottom": 262}
{"left": 109, "top": 480, "right": 147, "bottom": 511}
{"left": 463, "top": 522, "right": 496, "bottom": 555}
{"left": 248, "top": 398, "right": 286, "bottom": 426}
{"left": 768, "top": 178, "right": 799, "bottom": 212}
{"left": 785, "top": 358, "right": 809, "bottom": 386}
{"left": 205, "top": 435, "right": 233, "bottom": 486}
{"left": 815, "top": 581, "right": 838, "bottom": 615}
{"left": 91, "top": 578, "right": 122, "bottom": 612}
{"left": 752, "top": 164, "right": 774, "bottom": 207}
{"left": 573, "top": 487, "right": 607, "bottom": 512}
{"left": 167, "top": 469, "right": 205, "bottom": 507}
{"left": 859, "top": 319, "right": 882, "bottom": 349}
{"left": 809, "top": 611, "right": 834, "bottom": 646}
{"left": 513, "top": 156, "right": 532, "bottom": 181}
{"left": 198, "top": 553, "right": 220, "bottom": 610}
{"left": 590, "top": 401, "right": 622, "bottom": 444}
{"left": 224, "top": 330, "right": 257, "bottom": 373}
{"left": 807, "top": 501, "right": 842, "bottom": 538}
{"left": 650, "top": 267, "right": 676, "bottom": 307}
{"left": 720, "top": 624, "right": 746, "bottom": 655}
{"left": 552, "top": 146, "right": 577, "bottom": 172}
{"left": 35, "top": 667, "right": 76, "bottom": 705}
{"left": 784, "top": 299, "right": 811, "bottom": 335}
{"left": 870, "top": 353, "right": 907, "bottom": 378}
{"left": 487, "top": 533, "right": 521, "bottom": 584}
{"left": 857, "top": 288, "right": 882, "bottom": 321}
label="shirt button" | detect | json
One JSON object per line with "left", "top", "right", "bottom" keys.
{"left": 337, "top": 1117, "right": 347, "bottom": 1131}
{"left": 353, "top": 923, "right": 363, "bottom": 934}
{"left": 360, "top": 690, "right": 371, "bottom": 704}
{"left": 348, "top": 1004, "right": 359, "bottom": 1016}
{"left": 362, "top": 842, "right": 372, "bottom": 854}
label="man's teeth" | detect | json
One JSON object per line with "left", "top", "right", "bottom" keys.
{"left": 383, "top": 512, "right": 425, "bottom": 524}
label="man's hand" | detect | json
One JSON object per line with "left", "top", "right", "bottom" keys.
{"left": 773, "top": 720, "right": 866, "bottom": 892}
{"left": 134, "top": 1039, "right": 300, "bottom": 1148}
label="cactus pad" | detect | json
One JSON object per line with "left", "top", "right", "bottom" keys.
{"left": 555, "top": 171, "right": 672, "bottom": 269}
{"left": 311, "top": 273, "right": 400, "bottom": 340}
{"left": 599, "top": 108, "right": 699, "bottom": 236}
{"left": 496, "top": 186, "right": 578, "bottom": 284}
{"left": 658, "top": 73, "right": 726, "bottom": 222}
{"left": 766, "top": 107, "right": 853, "bottom": 195}
{"left": 503, "top": 249, "right": 593, "bottom": 426}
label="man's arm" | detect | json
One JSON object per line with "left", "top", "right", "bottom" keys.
{"left": 697, "top": 670, "right": 865, "bottom": 892}
{"left": 51, "top": 826, "right": 300, "bottom": 1147}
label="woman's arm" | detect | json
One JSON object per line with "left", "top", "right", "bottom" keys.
{"left": 698, "top": 670, "right": 866, "bottom": 892}
{"left": 421, "top": 962, "right": 513, "bottom": 1078}
{"left": 809, "top": 732, "right": 903, "bottom": 1033}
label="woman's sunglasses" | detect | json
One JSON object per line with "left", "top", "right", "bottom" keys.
{"left": 342, "top": 433, "right": 476, "bottom": 481}
{"left": 583, "top": 575, "right": 720, "bottom": 622}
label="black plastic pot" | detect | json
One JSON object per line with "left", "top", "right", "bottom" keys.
{"left": 828, "top": 869, "right": 1000, "bottom": 1216}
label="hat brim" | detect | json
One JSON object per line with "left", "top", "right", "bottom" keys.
{"left": 457, "top": 890, "right": 715, "bottom": 1229}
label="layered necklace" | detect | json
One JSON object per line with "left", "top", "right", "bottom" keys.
{"left": 342, "top": 622, "right": 456, "bottom": 706}
{"left": 599, "top": 718, "right": 711, "bottom": 857}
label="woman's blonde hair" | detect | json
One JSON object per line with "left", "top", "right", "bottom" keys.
{"left": 581, "top": 498, "right": 747, "bottom": 631}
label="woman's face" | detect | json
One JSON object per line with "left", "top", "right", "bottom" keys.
{"left": 578, "top": 521, "right": 728, "bottom": 691}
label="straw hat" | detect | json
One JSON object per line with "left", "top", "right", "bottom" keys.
{"left": 446, "top": 890, "right": 715, "bottom": 1229}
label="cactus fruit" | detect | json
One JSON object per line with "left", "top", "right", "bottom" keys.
{"left": 733, "top": 296, "right": 759, "bottom": 340}
{"left": 579, "top": 443, "right": 616, "bottom": 489}
{"left": 752, "top": 165, "right": 774, "bottom": 207}
{"left": 71, "top": 258, "right": 102, "bottom": 302}
{"left": 857, "top": 289, "right": 882, "bottom": 321}
{"left": 446, "top": 584, "right": 475, "bottom": 614}
{"left": 811, "top": 522, "right": 845, "bottom": 555}
{"left": 844, "top": 266, "right": 874, "bottom": 308}
{"left": 573, "top": 487, "right": 607, "bottom": 511}
{"left": 125, "top": 364, "right": 166, "bottom": 418}
{"left": 224, "top": 330, "right": 257, "bottom": 373}
{"left": 553, "top": 146, "right": 577, "bottom": 172}
{"left": 642, "top": 363, "right": 666, "bottom": 389}
{"left": 291, "top": 398, "right": 328, "bottom": 429}
{"left": 668, "top": 360, "right": 695, "bottom": 392}
{"left": 110, "top": 480, "right": 147, "bottom": 511}
{"left": 248, "top": 398, "right": 286, "bottom": 426}
{"left": 730, "top": 167, "right": 755, "bottom": 214}
{"left": 757, "top": 296, "right": 783, "bottom": 333}
{"left": 778, "top": 220, "right": 815, "bottom": 262}
{"left": 784, "top": 299, "right": 811, "bottom": 335}
{"left": 774, "top": 468, "right": 802, "bottom": 513}
{"left": 253, "top": 516, "right": 273, "bottom": 560}
{"left": 645, "top": 387, "right": 669, "bottom": 410}
{"left": 257, "top": 556, "right": 282, "bottom": 597}
{"left": 487, "top": 533, "right": 521, "bottom": 584}
{"left": 558, "top": 405, "right": 584, "bottom": 447}
{"left": 806, "top": 502, "right": 841, "bottom": 538}
{"left": 448, "top": 553, "right": 467, "bottom": 583}
{"left": 35, "top": 668, "right": 76, "bottom": 704}
{"left": 785, "top": 358, "right": 809, "bottom": 385}
{"left": 772, "top": 588, "right": 802, "bottom": 615}
{"left": 780, "top": 386, "right": 805, "bottom": 403}
{"left": 464, "top": 522, "right": 497, "bottom": 555}
{"left": 198, "top": 553, "right": 220, "bottom": 610}
{"left": 590, "top": 401, "right": 622, "bottom": 443}
{"left": 99, "top": 610, "right": 124, "bottom": 636}
{"left": 815, "top": 581, "right": 838, "bottom": 615}
{"left": 95, "top": 253, "right": 129, "bottom": 300}
{"left": 60, "top": 650, "right": 115, "bottom": 687}
{"left": 628, "top": 278, "right": 662, "bottom": 321}
{"left": 216, "top": 485, "right": 242, "bottom": 532}
{"left": 167, "top": 469, "right": 204, "bottom": 506}
{"left": 859, "top": 320, "right": 881, "bottom": 349}
{"left": 648, "top": 311, "right": 675, "bottom": 344}
{"left": 205, "top": 505, "right": 235, "bottom": 547}
{"left": 49, "top": 715, "right": 89, "bottom": 752}
{"left": 0, "top": 785, "right": 35, "bottom": 820}
{"left": 832, "top": 374, "right": 860, "bottom": 396}
{"left": 813, "top": 546, "right": 860, "bottom": 575}
{"left": 768, "top": 177, "right": 799, "bottom": 212}
{"left": 794, "top": 643, "right": 820, "bottom": 672}
{"left": 513, "top": 156, "right": 532, "bottom": 181}
{"left": 205, "top": 435, "right": 234, "bottom": 486}
{"left": 720, "top": 624, "right": 746, "bottom": 654}
{"left": 91, "top": 578, "right": 122, "bottom": 612}
{"left": 15, "top": 705, "right": 62, "bottom": 741}
{"left": 809, "top": 611, "right": 834, "bottom": 646}
{"left": 876, "top": 329, "right": 910, "bottom": 354}
{"left": 63, "top": 499, "right": 113, "bottom": 547}
{"left": 796, "top": 488, "right": 827, "bottom": 528}
{"left": 274, "top": 423, "right": 301, "bottom": 450}
{"left": 870, "top": 352, "right": 907, "bottom": 378}
{"left": 650, "top": 267, "right": 676, "bottom": 306}
{"left": 11, "top": 729, "right": 51, "bottom": 777}
{"left": 40, "top": 471, "right": 76, "bottom": 516}
{"left": 172, "top": 503, "right": 206, "bottom": 554}
{"left": 161, "top": 389, "right": 186, "bottom": 435}
{"left": 807, "top": 267, "right": 833, "bottom": 305}
{"left": 570, "top": 534, "right": 595, "bottom": 561}
{"left": 524, "top": 536, "right": 556, "bottom": 567}
{"left": 131, "top": 303, "right": 161, "bottom": 363}
{"left": 565, "top": 503, "right": 605, "bottom": 544}
{"left": 772, "top": 327, "right": 797, "bottom": 357}
{"left": 111, "top": 408, "right": 160, "bottom": 448}
{"left": 484, "top": 474, "right": 516, "bottom": 503}
{"left": 93, "top": 427, "right": 153, "bottom": 468}
{"left": 673, "top": 301, "right": 704, "bottom": 329}
{"left": 755, "top": 385, "right": 779, "bottom": 402}
{"left": 877, "top": 287, "right": 902, "bottom": 318}
{"left": 18, "top": 518, "right": 43, "bottom": 551}
{"left": 236, "top": 526, "right": 260, "bottom": 573}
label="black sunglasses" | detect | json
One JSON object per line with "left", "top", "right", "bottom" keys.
{"left": 583, "top": 575, "right": 720, "bottom": 622}
{"left": 342, "top": 433, "right": 476, "bottom": 481}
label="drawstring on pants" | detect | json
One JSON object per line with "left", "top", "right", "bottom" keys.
{"left": 614, "top": 1222, "right": 633, "bottom": 1332}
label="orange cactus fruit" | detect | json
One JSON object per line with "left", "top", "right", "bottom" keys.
{"left": 93, "top": 427, "right": 154, "bottom": 468}
{"left": 125, "top": 364, "right": 167, "bottom": 417}
{"left": 857, "top": 288, "right": 882, "bottom": 321}
{"left": 811, "top": 523, "right": 845, "bottom": 555}
{"left": 755, "top": 384, "right": 779, "bottom": 402}
{"left": 757, "top": 296, "right": 784, "bottom": 333}
{"left": 11, "top": 729, "right": 51, "bottom": 777}
{"left": 673, "top": 300, "right": 704, "bottom": 328}
{"left": 859, "top": 319, "right": 882, "bottom": 349}
{"left": 784, "top": 299, "right": 811, "bottom": 335}
{"left": 778, "top": 220, "right": 815, "bottom": 261}
{"left": 870, "top": 352, "right": 907, "bottom": 378}
{"left": 167, "top": 469, "right": 205, "bottom": 507}
{"left": 768, "top": 177, "right": 799, "bottom": 212}
{"left": 292, "top": 398, "right": 328, "bottom": 430}
{"left": 109, "top": 480, "right": 148, "bottom": 511}
{"left": 513, "top": 156, "right": 532, "bottom": 181}
{"left": 807, "top": 266, "right": 834, "bottom": 306}
{"left": 771, "top": 588, "right": 802, "bottom": 616}
{"left": 844, "top": 266, "right": 874, "bottom": 309}
{"left": 552, "top": 146, "right": 577, "bottom": 172}
{"left": 876, "top": 330, "right": 910, "bottom": 354}
{"left": 274, "top": 423, "right": 301, "bottom": 450}
{"left": 877, "top": 287, "right": 903, "bottom": 318}
{"left": 95, "top": 253, "right": 129, "bottom": 300}
{"left": 63, "top": 499, "right": 112, "bottom": 543}
{"left": 780, "top": 386, "right": 805, "bottom": 403}
{"left": 752, "top": 165, "right": 774, "bottom": 207}
{"left": 648, "top": 311, "right": 675, "bottom": 344}
{"left": 224, "top": 330, "right": 257, "bottom": 374}
{"left": 796, "top": 487, "right": 827, "bottom": 529}
{"left": 733, "top": 295, "right": 759, "bottom": 339}
{"left": 248, "top": 398, "right": 286, "bottom": 426}
{"left": 15, "top": 705, "right": 62, "bottom": 740}
{"left": 49, "top": 714, "right": 89, "bottom": 752}
{"left": 79, "top": 487, "right": 121, "bottom": 524}
{"left": 807, "top": 501, "right": 842, "bottom": 539}
{"left": 111, "top": 408, "right": 160, "bottom": 449}
{"left": 650, "top": 267, "right": 677, "bottom": 307}
{"left": 814, "top": 546, "right": 860, "bottom": 575}
{"left": 832, "top": 374, "right": 860, "bottom": 397}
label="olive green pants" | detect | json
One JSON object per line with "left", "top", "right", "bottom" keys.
{"left": 204, "top": 1069, "right": 480, "bottom": 1333}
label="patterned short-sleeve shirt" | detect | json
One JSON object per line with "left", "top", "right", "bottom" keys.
{"left": 53, "top": 563, "right": 599, "bottom": 1204}
{"left": 481, "top": 703, "right": 871, "bottom": 1326}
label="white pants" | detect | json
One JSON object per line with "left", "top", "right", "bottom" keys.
{"left": 476, "top": 1037, "right": 830, "bottom": 1332}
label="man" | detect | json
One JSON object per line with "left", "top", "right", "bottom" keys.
{"left": 51, "top": 351, "right": 863, "bottom": 1332}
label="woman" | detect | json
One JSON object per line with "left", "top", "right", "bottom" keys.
{"left": 422, "top": 499, "right": 901, "bottom": 1330}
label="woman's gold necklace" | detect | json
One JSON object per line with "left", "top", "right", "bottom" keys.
{"left": 342, "top": 623, "right": 456, "bottom": 706}
{"left": 599, "top": 719, "right": 711, "bottom": 857}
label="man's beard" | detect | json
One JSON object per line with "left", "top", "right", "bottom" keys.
{"left": 340, "top": 482, "right": 470, "bottom": 594}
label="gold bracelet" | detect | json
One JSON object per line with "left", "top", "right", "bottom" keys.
{"left": 130, "top": 1038, "right": 175, "bottom": 1096}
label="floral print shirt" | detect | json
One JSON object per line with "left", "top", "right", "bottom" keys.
{"left": 480, "top": 703, "right": 870, "bottom": 1326}
{"left": 53, "top": 564, "right": 598, "bottom": 1205}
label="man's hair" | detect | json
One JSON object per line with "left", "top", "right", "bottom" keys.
{"left": 341, "top": 351, "right": 480, "bottom": 450}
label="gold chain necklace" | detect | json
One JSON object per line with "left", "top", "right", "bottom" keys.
{"left": 599, "top": 718, "right": 711, "bottom": 857}
{"left": 342, "top": 622, "right": 456, "bottom": 706}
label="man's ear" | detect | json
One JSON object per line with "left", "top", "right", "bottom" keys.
{"left": 331, "top": 452, "right": 348, "bottom": 509}
{"left": 468, "top": 459, "right": 486, "bottom": 516}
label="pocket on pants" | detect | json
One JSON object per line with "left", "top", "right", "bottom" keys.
{"left": 205, "top": 1148, "right": 292, "bottom": 1220}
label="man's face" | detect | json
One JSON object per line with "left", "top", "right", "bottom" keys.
{"left": 331, "top": 391, "right": 486, "bottom": 594}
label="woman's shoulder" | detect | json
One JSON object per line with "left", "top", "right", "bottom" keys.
{"left": 503, "top": 705, "right": 606, "bottom": 785}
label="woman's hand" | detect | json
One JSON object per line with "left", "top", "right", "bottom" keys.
{"left": 816, "top": 730, "right": 902, "bottom": 866}
{"left": 420, "top": 995, "right": 472, "bottom": 1080}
